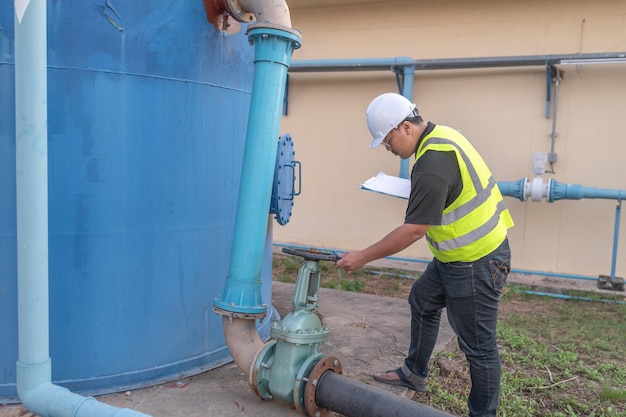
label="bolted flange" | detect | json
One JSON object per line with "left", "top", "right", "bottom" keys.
{"left": 303, "top": 356, "right": 342, "bottom": 417}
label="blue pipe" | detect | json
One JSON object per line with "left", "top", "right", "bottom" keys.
{"left": 288, "top": 53, "right": 626, "bottom": 73}
{"left": 550, "top": 180, "right": 626, "bottom": 202}
{"left": 213, "top": 25, "right": 302, "bottom": 316}
{"left": 497, "top": 178, "right": 526, "bottom": 200}
{"left": 549, "top": 180, "right": 626, "bottom": 279}
{"left": 398, "top": 63, "right": 414, "bottom": 179}
{"left": 14, "top": 2, "right": 149, "bottom": 416}
{"left": 498, "top": 177, "right": 626, "bottom": 202}
{"left": 272, "top": 243, "right": 599, "bottom": 282}
{"left": 516, "top": 290, "right": 625, "bottom": 304}
{"left": 611, "top": 201, "right": 621, "bottom": 278}
{"left": 498, "top": 177, "right": 625, "bottom": 281}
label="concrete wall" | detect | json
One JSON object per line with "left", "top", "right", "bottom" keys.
{"left": 275, "top": 0, "right": 626, "bottom": 278}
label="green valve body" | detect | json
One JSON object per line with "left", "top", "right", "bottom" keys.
{"left": 251, "top": 259, "right": 330, "bottom": 409}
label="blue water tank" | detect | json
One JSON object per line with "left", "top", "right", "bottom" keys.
{"left": 0, "top": 1, "right": 274, "bottom": 402}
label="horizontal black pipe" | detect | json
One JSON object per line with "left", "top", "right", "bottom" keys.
{"left": 315, "top": 371, "right": 455, "bottom": 417}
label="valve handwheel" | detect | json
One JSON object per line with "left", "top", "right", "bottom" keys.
{"left": 281, "top": 247, "right": 341, "bottom": 262}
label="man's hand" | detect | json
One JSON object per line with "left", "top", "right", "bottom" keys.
{"left": 336, "top": 250, "right": 367, "bottom": 274}
{"left": 335, "top": 223, "right": 429, "bottom": 274}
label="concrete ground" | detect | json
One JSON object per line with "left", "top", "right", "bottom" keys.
{"left": 1, "top": 255, "right": 613, "bottom": 417}
{"left": 98, "top": 281, "right": 458, "bottom": 417}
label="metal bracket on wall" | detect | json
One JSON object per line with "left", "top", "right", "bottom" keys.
{"left": 392, "top": 65, "right": 406, "bottom": 94}
{"left": 545, "top": 64, "right": 561, "bottom": 171}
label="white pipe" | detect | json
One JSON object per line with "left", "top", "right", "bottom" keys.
{"left": 238, "top": 0, "right": 292, "bottom": 27}
{"left": 222, "top": 317, "right": 266, "bottom": 375}
{"left": 14, "top": 2, "right": 149, "bottom": 415}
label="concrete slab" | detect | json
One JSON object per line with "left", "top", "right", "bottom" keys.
{"left": 0, "top": 280, "right": 456, "bottom": 417}
{"left": 97, "top": 282, "right": 455, "bottom": 417}
{"left": 3, "top": 253, "right": 617, "bottom": 417}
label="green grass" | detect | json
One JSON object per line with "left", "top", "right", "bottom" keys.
{"left": 417, "top": 289, "right": 626, "bottom": 416}
{"left": 494, "top": 289, "right": 626, "bottom": 416}
{"left": 272, "top": 255, "right": 626, "bottom": 416}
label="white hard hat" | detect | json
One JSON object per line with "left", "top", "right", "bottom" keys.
{"left": 366, "top": 93, "right": 417, "bottom": 148}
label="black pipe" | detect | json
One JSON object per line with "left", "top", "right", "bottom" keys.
{"left": 315, "top": 371, "right": 455, "bottom": 417}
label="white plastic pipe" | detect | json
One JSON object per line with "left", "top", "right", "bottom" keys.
{"left": 239, "top": 0, "right": 292, "bottom": 27}
{"left": 14, "top": 2, "right": 149, "bottom": 415}
{"left": 222, "top": 316, "right": 266, "bottom": 375}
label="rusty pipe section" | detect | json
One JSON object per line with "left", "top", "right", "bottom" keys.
{"left": 204, "top": 0, "right": 293, "bottom": 32}
{"left": 312, "top": 371, "right": 455, "bottom": 417}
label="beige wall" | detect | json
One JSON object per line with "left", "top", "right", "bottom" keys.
{"left": 274, "top": 0, "right": 626, "bottom": 277}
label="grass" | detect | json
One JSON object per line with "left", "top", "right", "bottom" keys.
{"left": 493, "top": 288, "right": 626, "bottom": 417}
{"left": 272, "top": 254, "right": 626, "bottom": 416}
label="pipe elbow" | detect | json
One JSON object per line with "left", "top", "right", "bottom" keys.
{"left": 17, "top": 361, "right": 151, "bottom": 417}
{"left": 222, "top": 316, "right": 266, "bottom": 377}
{"left": 239, "top": 0, "right": 293, "bottom": 28}
{"left": 18, "top": 382, "right": 151, "bottom": 417}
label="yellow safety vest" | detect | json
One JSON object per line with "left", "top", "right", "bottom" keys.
{"left": 416, "top": 125, "right": 514, "bottom": 262}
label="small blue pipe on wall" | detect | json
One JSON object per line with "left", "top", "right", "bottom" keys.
{"left": 497, "top": 177, "right": 626, "bottom": 202}
{"left": 398, "top": 60, "right": 414, "bottom": 180}
{"left": 498, "top": 177, "right": 624, "bottom": 281}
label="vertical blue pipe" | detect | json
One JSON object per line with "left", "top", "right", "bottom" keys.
{"left": 14, "top": 2, "right": 149, "bottom": 415}
{"left": 15, "top": 0, "right": 50, "bottom": 378}
{"left": 399, "top": 64, "right": 415, "bottom": 179}
{"left": 214, "top": 26, "right": 301, "bottom": 315}
{"left": 611, "top": 201, "right": 621, "bottom": 278}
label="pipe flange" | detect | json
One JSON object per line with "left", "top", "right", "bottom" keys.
{"left": 212, "top": 306, "right": 266, "bottom": 320}
{"left": 250, "top": 340, "right": 277, "bottom": 399}
{"left": 223, "top": 0, "right": 255, "bottom": 23}
{"left": 303, "top": 356, "right": 342, "bottom": 417}
{"left": 293, "top": 353, "right": 325, "bottom": 414}
{"left": 246, "top": 22, "right": 302, "bottom": 42}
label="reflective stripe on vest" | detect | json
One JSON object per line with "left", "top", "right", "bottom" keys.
{"left": 416, "top": 126, "right": 513, "bottom": 262}
{"left": 426, "top": 199, "right": 508, "bottom": 251}
{"left": 421, "top": 136, "right": 500, "bottom": 226}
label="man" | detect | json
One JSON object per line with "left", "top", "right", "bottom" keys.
{"left": 336, "top": 92, "right": 513, "bottom": 417}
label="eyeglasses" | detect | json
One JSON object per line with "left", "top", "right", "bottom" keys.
{"left": 382, "top": 127, "right": 398, "bottom": 151}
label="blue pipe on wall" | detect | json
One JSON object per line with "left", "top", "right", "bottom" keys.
{"left": 398, "top": 62, "right": 414, "bottom": 179}
{"left": 549, "top": 180, "right": 626, "bottom": 202}
{"left": 287, "top": 53, "right": 625, "bottom": 184}
{"left": 272, "top": 243, "right": 600, "bottom": 282}
{"left": 288, "top": 53, "right": 626, "bottom": 73}
{"left": 14, "top": 2, "right": 149, "bottom": 416}
{"left": 498, "top": 177, "right": 624, "bottom": 281}
{"left": 498, "top": 177, "right": 626, "bottom": 203}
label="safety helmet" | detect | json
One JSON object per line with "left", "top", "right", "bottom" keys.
{"left": 366, "top": 93, "right": 417, "bottom": 148}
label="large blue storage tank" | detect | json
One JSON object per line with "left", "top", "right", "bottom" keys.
{"left": 0, "top": 0, "right": 274, "bottom": 402}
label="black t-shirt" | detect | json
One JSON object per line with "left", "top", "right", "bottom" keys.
{"left": 405, "top": 123, "right": 463, "bottom": 225}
